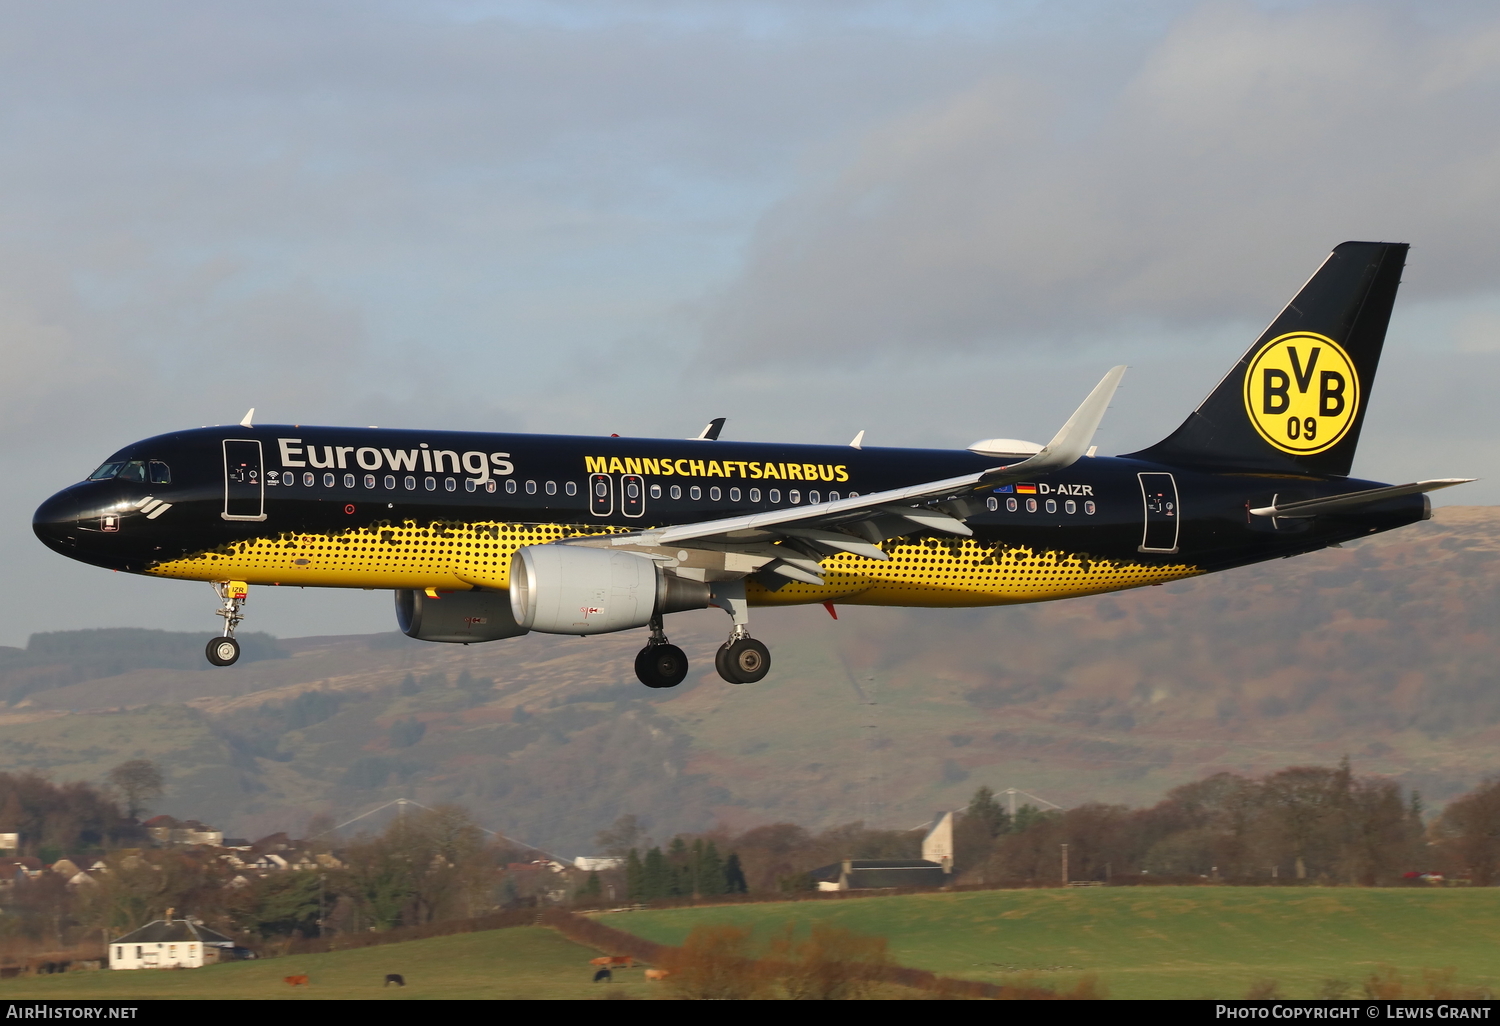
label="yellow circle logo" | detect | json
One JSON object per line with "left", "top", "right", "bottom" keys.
{"left": 1242, "top": 332, "right": 1359, "bottom": 455}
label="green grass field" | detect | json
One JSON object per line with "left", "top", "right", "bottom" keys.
{"left": 608, "top": 887, "right": 1500, "bottom": 999}
{"left": 0, "top": 927, "right": 661, "bottom": 1001}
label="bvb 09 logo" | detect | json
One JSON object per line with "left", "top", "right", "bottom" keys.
{"left": 1242, "top": 332, "right": 1360, "bottom": 455}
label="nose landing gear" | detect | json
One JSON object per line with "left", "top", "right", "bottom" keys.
{"left": 634, "top": 616, "right": 688, "bottom": 688}
{"left": 206, "top": 580, "right": 248, "bottom": 667}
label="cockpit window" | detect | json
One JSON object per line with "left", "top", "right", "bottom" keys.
{"left": 88, "top": 461, "right": 126, "bottom": 481}
{"left": 88, "top": 459, "right": 170, "bottom": 484}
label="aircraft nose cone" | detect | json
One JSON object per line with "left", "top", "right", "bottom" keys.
{"left": 32, "top": 487, "right": 87, "bottom": 553}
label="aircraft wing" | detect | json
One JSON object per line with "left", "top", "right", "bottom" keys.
{"left": 562, "top": 366, "right": 1126, "bottom": 585}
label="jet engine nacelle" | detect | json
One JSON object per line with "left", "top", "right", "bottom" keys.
{"left": 395, "top": 588, "right": 530, "bottom": 643}
{"left": 509, "top": 544, "right": 710, "bottom": 635}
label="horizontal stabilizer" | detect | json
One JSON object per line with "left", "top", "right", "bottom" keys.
{"left": 1250, "top": 479, "right": 1474, "bottom": 518}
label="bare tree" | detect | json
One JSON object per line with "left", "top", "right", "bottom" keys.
{"left": 107, "top": 759, "right": 164, "bottom": 821}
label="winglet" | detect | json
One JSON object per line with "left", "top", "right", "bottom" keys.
{"left": 983, "top": 367, "right": 1125, "bottom": 480}
{"left": 849, "top": 430, "right": 865, "bottom": 449}
{"left": 239, "top": 408, "right": 255, "bottom": 428}
{"left": 694, "top": 417, "right": 726, "bottom": 440}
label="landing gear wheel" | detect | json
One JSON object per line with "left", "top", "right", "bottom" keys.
{"left": 715, "top": 638, "right": 770, "bottom": 684}
{"left": 635, "top": 644, "right": 689, "bottom": 689}
{"left": 206, "top": 636, "right": 240, "bottom": 667}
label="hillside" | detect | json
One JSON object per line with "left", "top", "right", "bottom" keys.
{"left": 1, "top": 506, "right": 1498, "bottom": 851}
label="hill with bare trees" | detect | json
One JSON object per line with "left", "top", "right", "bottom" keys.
{"left": 0, "top": 506, "right": 1497, "bottom": 851}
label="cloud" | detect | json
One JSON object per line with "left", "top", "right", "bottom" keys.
{"left": 703, "top": 2, "right": 1500, "bottom": 362}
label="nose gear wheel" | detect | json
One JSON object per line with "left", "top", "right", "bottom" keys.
{"left": 206, "top": 637, "right": 240, "bottom": 666}
{"left": 206, "top": 581, "right": 248, "bottom": 667}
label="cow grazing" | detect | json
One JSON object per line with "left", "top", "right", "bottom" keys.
{"left": 593, "top": 968, "right": 612, "bottom": 983}
{"left": 384, "top": 974, "right": 405, "bottom": 987}
{"left": 644, "top": 969, "right": 672, "bottom": 982}
{"left": 284, "top": 975, "right": 309, "bottom": 987}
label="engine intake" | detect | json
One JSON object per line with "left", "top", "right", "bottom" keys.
{"left": 509, "top": 545, "right": 710, "bottom": 635}
{"left": 395, "top": 589, "right": 530, "bottom": 643}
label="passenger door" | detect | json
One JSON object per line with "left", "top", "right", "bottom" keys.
{"left": 222, "top": 439, "right": 267, "bottom": 521}
{"left": 1137, "top": 472, "right": 1179, "bottom": 553}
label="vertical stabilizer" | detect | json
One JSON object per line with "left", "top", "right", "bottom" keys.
{"left": 1126, "top": 241, "right": 1407, "bottom": 477}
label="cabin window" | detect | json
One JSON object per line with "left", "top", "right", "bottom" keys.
{"left": 486, "top": 481, "right": 496, "bottom": 493}
{"left": 445, "top": 478, "right": 456, "bottom": 492}
{"left": 526, "top": 480, "right": 537, "bottom": 494}
{"left": 729, "top": 487, "right": 740, "bottom": 501}
{"left": 848, "top": 491, "right": 859, "bottom": 498}
{"left": 986, "top": 497, "right": 998, "bottom": 511}
{"left": 769, "top": 489, "right": 781, "bottom": 504}
{"left": 304, "top": 472, "right": 315, "bottom": 487}
{"left": 545, "top": 481, "right": 557, "bottom": 496}
{"left": 565, "top": 481, "right": 577, "bottom": 496}
{"left": 324, "top": 473, "right": 336, "bottom": 487}
{"left": 749, "top": 488, "right": 761, "bottom": 502}
{"left": 344, "top": 474, "right": 356, "bottom": 488}
{"left": 670, "top": 485, "right": 682, "bottom": 499}
{"left": 1065, "top": 499, "right": 1076, "bottom": 514}
{"left": 788, "top": 489, "right": 801, "bottom": 504}
{"left": 828, "top": 491, "right": 839, "bottom": 501}
{"left": 689, "top": 486, "right": 702, "bottom": 500}
{"left": 89, "top": 461, "right": 126, "bottom": 481}
{"left": 424, "top": 476, "right": 436, "bottom": 491}
{"left": 365, "top": 475, "right": 376, "bottom": 489}
{"left": 1085, "top": 501, "right": 1096, "bottom": 515}
{"left": 149, "top": 461, "right": 171, "bottom": 484}
{"left": 1045, "top": 499, "right": 1057, "bottom": 513}
{"left": 385, "top": 475, "right": 396, "bottom": 489}
{"left": 465, "top": 479, "right": 476, "bottom": 492}
{"left": 625, "top": 480, "right": 639, "bottom": 499}
{"left": 506, "top": 479, "right": 517, "bottom": 494}
{"left": 1006, "top": 497, "right": 1018, "bottom": 512}
{"left": 808, "top": 490, "right": 820, "bottom": 503}
{"left": 649, "top": 484, "right": 662, "bottom": 499}
{"left": 404, "top": 475, "right": 416, "bottom": 490}
{"left": 1025, "top": 498, "right": 1037, "bottom": 513}
{"left": 709, "top": 486, "right": 720, "bottom": 501}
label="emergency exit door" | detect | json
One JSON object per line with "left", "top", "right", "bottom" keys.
{"left": 222, "top": 439, "right": 267, "bottom": 521}
{"left": 1137, "top": 472, "right": 1179, "bottom": 553}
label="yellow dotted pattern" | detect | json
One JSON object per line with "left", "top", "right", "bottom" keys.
{"left": 146, "top": 521, "right": 624, "bottom": 592}
{"left": 147, "top": 521, "right": 1197, "bottom": 608}
{"left": 748, "top": 538, "right": 1198, "bottom": 607}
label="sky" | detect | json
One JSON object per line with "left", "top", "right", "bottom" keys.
{"left": 3, "top": 0, "right": 1500, "bottom": 645}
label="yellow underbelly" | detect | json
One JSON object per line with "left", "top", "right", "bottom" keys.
{"left": 146, "top": 520, "right": 1199, "bottom": 606}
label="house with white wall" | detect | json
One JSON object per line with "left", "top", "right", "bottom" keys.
{"left": 109, "top": 913, "right": 235, "bottom": 970}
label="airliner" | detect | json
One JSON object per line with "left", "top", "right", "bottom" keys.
{"left": 33, "top": 242, "right": 1470, "bottom": 687}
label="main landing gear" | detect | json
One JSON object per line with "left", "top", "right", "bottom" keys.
{"left": 206, "top": 580, "right": 248, "bottom": 667}
{"left": 710, "top": 579, "right": 771, "bottom": 685}
{"left": 631, "top": 580, "right": 773, "bottom": 688}
{"left": 635, "top": 616, "right": 689, "bottom": 689}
